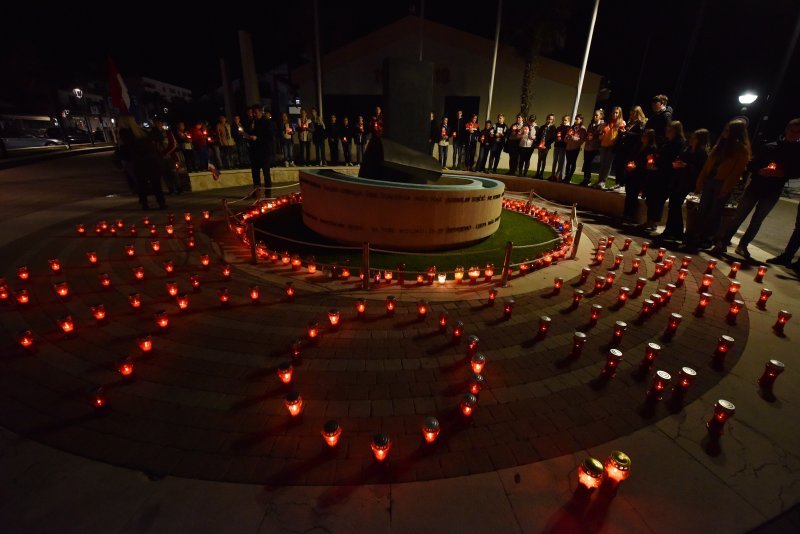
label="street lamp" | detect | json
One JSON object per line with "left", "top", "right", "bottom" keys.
{"left": 73, "top": 87, "right": 95, "bottom": 146}
{"left": 738, "top": 92, "right": 758, "bottom": 105}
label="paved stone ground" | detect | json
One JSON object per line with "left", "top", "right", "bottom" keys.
{"left": 0, "top": 156, "right": 798, "bottom": 532}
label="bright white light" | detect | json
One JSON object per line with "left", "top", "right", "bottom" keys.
{"left": 738, "top": 92, "right": 758, "bottom": 105}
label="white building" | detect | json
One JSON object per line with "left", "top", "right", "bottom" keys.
{"left": 140, "top": 77, "right": 192, "bottom": 102}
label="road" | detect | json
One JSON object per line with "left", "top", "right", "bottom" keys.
{"left": 0, "top": 152, "right": 797, "bottom": 260}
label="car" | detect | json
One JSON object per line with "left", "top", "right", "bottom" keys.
{"left": 0, "top": 129, "right": 65, "bottom": 149}
{"left": 45, "top": 127, "right": 93, "bottom": 144}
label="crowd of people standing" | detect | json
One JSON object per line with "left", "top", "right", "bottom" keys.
{"left": 430, "top": 95, "right": 800, "bottom": 266}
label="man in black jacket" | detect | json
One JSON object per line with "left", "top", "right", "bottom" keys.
{"left": 649, "top": 95, "right": 673, "bottom": 147}
{"left": 246, "top": 105, "right": 276, "bottom": 192}
{"left": 327, "top": 115, "right": 340, "bottom": 165}
{"left": 451, "top": 110, "right": 466, "bottom": 170}
{"left": 428, "top": 111, "right": 438, "bottom": 156}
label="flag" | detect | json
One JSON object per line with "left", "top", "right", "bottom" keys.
{"left": 107, "top": 57, "right": 130, "bottom": 114}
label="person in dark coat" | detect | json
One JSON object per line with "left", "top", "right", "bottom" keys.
{"left": 657, "top": 128, "right": 710, "bottom": 242}
{"left": 535, "top": 114, "right": 556, "bottom": 179}
{"left": 246, "top": 105, "right": 276, "bottom": 191}
{"left": 451, "top": 110, "right": 466, "bottom": 170}
{"left": 487, "top": 115, "right": 508, "bottom": 174}
{"left": 642, "top": 121, "right": 686, "bottom": 231}
{"left": 354, "top": 115, "right": 367, "bottom": 165}
{"left": 310, "top": 107, "right": 326, "bottom": 166}
{"left": 428, "top": 111, "right": 438, "bottom": 156}
{"left": 623, "top": 129, "right": 657, "bottom": 224}
{"left": 118, "top": 116, "right": 166, "bottom": 210}
{"left": 464, "top": 114, "right": 480, "bottom": 171}
{"left": 613, "top": 106, "right": 647, "bottom": 188}
{"left": 716, "top": 118, "right": 800, "bottom": 259}
{"left": 476, "top": 120, "right": 493, "bottom": 173}
{"left": 340, "top": 116, "right": 354, "bottom": 166}
{"left": 327, "top": 115, "right": 340, "bottom": 165}
{"left": 648, "top": 94, "right": 673, "bottom": 148}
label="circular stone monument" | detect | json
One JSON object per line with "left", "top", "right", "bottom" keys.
{"left": 299, "top": 169, "right": 505, "bottom": 251}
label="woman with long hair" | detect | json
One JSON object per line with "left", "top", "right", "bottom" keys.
{"left": 689, "top": 118, "right": 751, "bottom": 248}
{"left": 658, "top": 128, "right": 710, "bottom": 242}
{"left": 596, "top": 106, "right": 625, "bottom": 189}
{"left": 642, "top": 120, "right": 686, "bottom": 231}
{"left": 296, "top": 108, "right": 311, "bottom": 165}
{"left": 622, "top": 129, "right": 657, "bottom": 223}
{"left": 614, "top": 106, "right": 647, "bottom": 189}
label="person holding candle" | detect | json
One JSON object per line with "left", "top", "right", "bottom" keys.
{"left": 623, "top": 129, "right": 657, "bottom": 224}
{"left": 279, "top": 113, "right": 295, "bottom": 167}
{"left": 488, "top": 114, "right": 508, "bottom": 174}
{"left": 246, "top": 105, "right": 275, "bottom": 191}
{"left": 464, "top": 114, "right": 481, "bottom": 171}
{"left": 552, "top": 115, "right": 571, "bottom": 181}
{"left": 563, "top": 114, "right": 586, "bottom": 183}
{"left": 327, "top": 114, "right": 340, "bottom": 165}
{"left": 295, "top": 108, "right": 311, "bottom": 166}
{"left": 437, "top": 116, "right": 451, "bottom": 169}
{"left": 118, "top": 115, "right": 167, "bottom": 210}
{"left": 310, "top": 108, "right": 326, "bottom": 166}
{"left": 648, "top": 94, "right": 673, "bottom": 148}
{"left": 535, "top": 114, "right": 556, "bottom": 179}
{"left": 614, "top": 106, "right": 647, "bottom": 189}
{"left": 354, "top": 115, "right": 367, "bottom": 165}
{"left": 657, "top": 128, "right": 710, "bottom": 242}
{"left": 580, "top": 109, "right": 604, "bottom": 186}
{"left": 476, "top": 119, "right": 494, "bottom": 173}
{"left": 175, "top": 121, "right": 195, "bottom": 172}
{"left": 517, "top": 124, "right": 536, "bottom": 177}
{"left": 716, "top": 118, "right": 800, "bottom": 259}
{"left": 687, "top": 118, "right": 751, "bottom": 250}
{"left": 596, "top": 106, "right": 626, "bottom": 189}
{"left": 506, "top": 114, "right": 525, "bottom": 175}
{"left": 451, "top": 110, "right": 466, "bottom": 170}
{"left": 641, "top": 121, "right": 686, "bottom": 232}
{"left": 216, "top": 116, "right": 236, "bottom": 170}
{"left": 191, "top": 121, "right": 208, "bottom": 172}
{"left": 428, "top": 111, "right": 438, "bottom": 156}
{"left": 340, "top": 116, "right": 354, "bottom": 166}
{"left": 231, "top": 115, "right": 247, "bottom": 168}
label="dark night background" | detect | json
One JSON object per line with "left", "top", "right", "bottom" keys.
{"left": 1, "top": 0, "right": 797, "bottom": 139}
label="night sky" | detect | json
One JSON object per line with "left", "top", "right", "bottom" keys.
{"left": 1, "top": 0, "right": 798, "bottom": 138}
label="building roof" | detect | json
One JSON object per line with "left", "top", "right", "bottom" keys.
{"left": 292, "top": 16, "right": 601, "bottom": 87}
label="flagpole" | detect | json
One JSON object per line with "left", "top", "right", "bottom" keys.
{"left": 486, "top": 0, "right": 503, "bottom": 122}
{"left": 570, "top": 0, "right": 600, "bottom": 123}
{"left": 314, "top": 0, "right": 324, "bottom": 118}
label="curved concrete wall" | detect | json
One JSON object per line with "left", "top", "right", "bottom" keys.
{"left": 300, "top": 170, "right": 505, "bottom": 251}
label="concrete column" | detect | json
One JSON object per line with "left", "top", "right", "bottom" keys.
{"left": 220, "top": 58, "right": 233, "bottom": 120}
{"left": 238, "top": 31, "right": 260, "bottom": 106}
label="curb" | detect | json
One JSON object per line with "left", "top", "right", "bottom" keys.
{"left": 0, "top": 145, "right": 115, "bottom": 170}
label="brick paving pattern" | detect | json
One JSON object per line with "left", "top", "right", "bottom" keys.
{"left": 0, "top": 206, "right": 750, "bottom": 486}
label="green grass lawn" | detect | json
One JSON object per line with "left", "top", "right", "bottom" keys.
{"left": 253, "top": 205, "right": 561, "bottom": 274}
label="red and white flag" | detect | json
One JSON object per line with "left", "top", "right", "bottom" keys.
{"left": 107, "top": 57, "right": 130, "bottom": 114}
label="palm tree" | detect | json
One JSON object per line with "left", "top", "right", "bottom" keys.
{"left": 507, "top": 0, "right": 576, "bottom": 118}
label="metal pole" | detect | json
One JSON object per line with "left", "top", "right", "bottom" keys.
{"left": 361, "top": 242, "right": 370, "bottom": 290}
{"left": 313, "top": 0, "right": 324, "bottom": 118}
{"left": 570, "top": 0, "right": 600, "bottom": 123}
{"left": 247, "top": 222, "right": 257, "bottom": 264}
{"left": 419, "top": 0, "right": 425, "bottom": 61}
{"left": 570, "top": 222, "right": 584, "bottom": 260}
{"left": 486, "top": 0, "right": 503, "bottom": 122}
{"left": 500, "top": 241, "right": 513, "bottom": 287}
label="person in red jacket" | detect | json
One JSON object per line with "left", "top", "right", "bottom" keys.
{"left": 191, "top": 122, "right": 208, "bottom": 171}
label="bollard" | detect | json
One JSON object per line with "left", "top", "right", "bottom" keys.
{"left": 361, "top": 243, "right": 370, "bottom": 290}
{"left": 247, "top": 222, "right": 257, "bottom": 264}
{"left": 500, "top": 241, "right": 513, "bottom": 288}
{"left": 570, "top": 222, "right": 584, "bottom": 260}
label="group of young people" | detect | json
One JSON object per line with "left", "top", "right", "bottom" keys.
{"left": 429, "top": 95, "right": 800, "bottom": 266}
